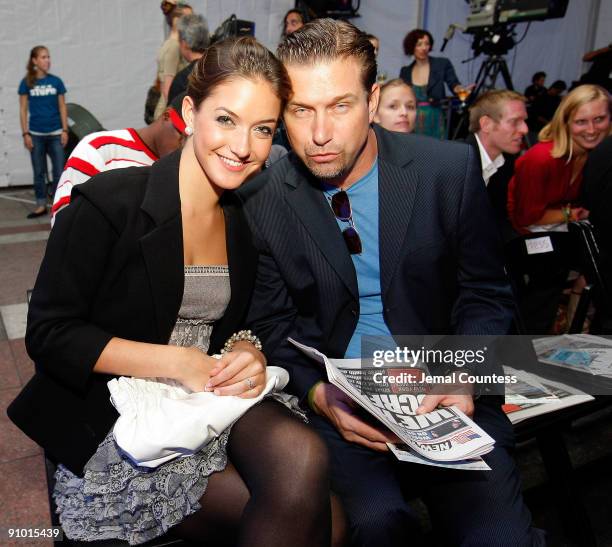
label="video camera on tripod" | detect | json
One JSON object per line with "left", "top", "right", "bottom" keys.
{"left": 443, "top": 0, "right": 569, "bottom": 91}
{"left": 463, "top": 0, "right": 569, "bottom": 57}
{"left": 447, "top": 0, "right": 569, "bottom": 138}
{"left": 210, "top": 14, "right": 255, "bottom": 44}
{"left": 443, "top": 1, "right": 570, "bottom": 57}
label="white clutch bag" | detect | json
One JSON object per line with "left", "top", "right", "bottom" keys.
{"left": 107, "top": 366, "right": 289, "bottom": 468}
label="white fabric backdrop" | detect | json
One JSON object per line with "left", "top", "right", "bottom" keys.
{"left": 0, "top": 0, "right": 602, "bottom": 187}
{"left": 353, "top": 0, "right": 420, "bottom": 81}
{"left": 0, "top": 0, "right": 292, "bottom": 187}
{"left": 422, "top": 0, "right": 597, "bottom": 96}
{"left": 593, "top": 0, "right": 612, "bottom": 52}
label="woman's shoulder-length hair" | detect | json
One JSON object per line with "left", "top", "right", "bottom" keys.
{"left": 539, "top": 84, "right": 612, "bottom": 160}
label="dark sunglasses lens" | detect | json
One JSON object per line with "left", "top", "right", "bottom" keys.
{"left": 343, "top": 227, "right": 362, "bottom": 254}
{"left": 331, "top": 191, "right": 351, "bottom": 220}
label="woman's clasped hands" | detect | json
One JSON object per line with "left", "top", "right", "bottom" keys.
{"left": 177, "top": 343, "right": 266, "bottom": 398}
{"left": 208, "top": 341, "right": 267, "bottom": 397}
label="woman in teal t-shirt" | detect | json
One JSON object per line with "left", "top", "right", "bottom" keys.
{"left": 18, "top": 45, "right": 68, "bottom": 218}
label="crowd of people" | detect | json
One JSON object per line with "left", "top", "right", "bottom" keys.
{"left": 11, "top": 3, "right": 612, "bottom": 545}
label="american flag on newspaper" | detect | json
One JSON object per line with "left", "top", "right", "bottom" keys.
{"left": 453, "top": 431, "right": 481, "bottom": 444}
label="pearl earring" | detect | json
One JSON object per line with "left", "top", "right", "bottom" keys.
{"left": 185, "top": 126, "right": 193, "bottom": 136}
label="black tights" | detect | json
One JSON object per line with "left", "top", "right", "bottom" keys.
{"left": 173, "top": 400, "right": 346, "bottom": 547}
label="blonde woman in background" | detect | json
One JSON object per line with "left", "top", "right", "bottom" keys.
{"left": 374, "top": 79, "right": 417, "bottom": 133}
{"left": 509, "top": 84, "right": 611, "bottom": 233}
{"left": 507, "top": 84, "right": 612, "bottom": 333}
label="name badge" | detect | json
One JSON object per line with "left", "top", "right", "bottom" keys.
{"left": 525, "top": 236, "right": 554, "bottom": 255}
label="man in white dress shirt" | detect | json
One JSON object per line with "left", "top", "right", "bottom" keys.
{"left": 466, "top": 90, "right": 529, "bottom": 239}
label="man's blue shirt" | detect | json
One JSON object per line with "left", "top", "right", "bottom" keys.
{"left": 322, "top": 160, "right": 393, "bottom": 358}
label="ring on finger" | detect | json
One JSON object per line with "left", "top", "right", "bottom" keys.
{"left": 245, "top": 377, "right": 255, "bottom": 390}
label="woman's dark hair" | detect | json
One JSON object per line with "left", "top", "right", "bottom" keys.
{"left": 282, "top": 9, "right": 305, "bottom": 38}
{"left": 284, "top": 9, "right": 304, "bottom": 24}
{"left": 187, "top": 36, "right": 291, "bottom": 110}
{"left": 403, "top": 29, "right": 434, "bottom": 56}
{"left": 26, "top": 45, "right": 48, "bottom": 88}
{"left": 532, "top": 71, "right": 546, "bottom": 83}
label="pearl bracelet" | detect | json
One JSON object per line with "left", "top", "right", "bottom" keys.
{"left": 220, "top": 330, "right": 262, "bottom": 354}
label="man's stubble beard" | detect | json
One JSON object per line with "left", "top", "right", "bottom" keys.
{"left": 302, "top": 153, "right": 348, "bottom": 181}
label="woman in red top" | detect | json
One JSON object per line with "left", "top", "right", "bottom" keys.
{"left": 506, "top": 84, "right": 611, "bottom": 333}
{"left": 508, "top": 84, "right": 611, "bottom": 233}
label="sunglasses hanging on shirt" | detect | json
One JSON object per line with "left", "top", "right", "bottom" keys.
{"left": 330, "top": 190, "right": 363, "bottom": 255}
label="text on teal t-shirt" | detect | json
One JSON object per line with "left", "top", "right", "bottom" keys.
{"left": 18, "top": 74, "right": 66, "bottom": 133}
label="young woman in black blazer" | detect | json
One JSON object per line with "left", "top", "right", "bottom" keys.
{"left": 8, "top": 37, "right": 336, "bottom": 546}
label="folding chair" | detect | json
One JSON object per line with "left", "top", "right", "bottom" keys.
{"left": 568, "top": 221, "right": 611, "bottom": 333}
{"left": 504, "top": 231, "right": 573, "bottom": 334}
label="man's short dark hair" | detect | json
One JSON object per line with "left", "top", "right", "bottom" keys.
{"left": 403, "top": 29, "right": 434, "bottom": 56}
{"left": 177, "top": 13, "right": 209, "bottom": 53}
{"left": 532, "top": 71, "right": 546, "bottom": 83}
{"left": 550, "top": 80, "right": 567, "bottom": 91}
{"left": 277, "top": 18, "right": 377, "bottom": 93}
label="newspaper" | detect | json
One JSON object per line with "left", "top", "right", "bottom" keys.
{"left": 502, "top": 366, "right": 594, "bottom": 424}
{"left": 387, "top": 443, "right": 492, "bottom": 470}
{"left": 533, "top": 334, "right": 612, "bottom": 378}
{"left": 289, "top": 339, "right": 494, "bottom": 470}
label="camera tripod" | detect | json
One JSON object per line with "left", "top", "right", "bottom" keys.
{"left": 472, "top": 54, "right": 514, "bottom": 94}
{"left": 452, "top": 55, "right": 515, "bottom": 139}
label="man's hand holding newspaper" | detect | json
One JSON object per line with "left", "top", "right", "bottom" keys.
{"left": 291, "top": 339, "right": 495, "bottom": 470}
{"left": 311, "top": 382, "right": 400, "bottom": 452}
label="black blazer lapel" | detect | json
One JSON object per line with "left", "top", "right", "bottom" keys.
{"left": 375, "top": 127, "right": 420, "bottom": 295}
{"left": 208, "top": 198, "right": 258, "bottom": 353}
{"left": 427, "top": 58, "right": 440, "bottom": 96}
{"left": 140, "top": 218, "right": 184, "bottom": 342}
{"left": 285, "top": 167, "right": 358, "bottom": 300}
{"left": 139, "top": 150, "right": 184, "bottom": 342}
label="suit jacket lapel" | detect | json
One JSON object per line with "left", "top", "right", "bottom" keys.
{"left": 285, "top": 163, "right": 358, "bottom": 300}
{"left": 139, "top": 150, "right": 184, "bottom": 342}
{"left": 465, "top": 133, "right": 484, "bottom": 170}
{"left": 376, "top": 126, "right": 420, "bottom": 295}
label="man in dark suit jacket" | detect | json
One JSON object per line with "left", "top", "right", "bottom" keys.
{"left": 583, "top": 135, "right": 612, "bottom": 251}
{"left": 238, "top": 19, "right": 544, "bottom": 547}
{"left": 466, "top": 89, "right": 529, "bottom": 242}
{"left": 582, "top": 135, "right": 612, "bottom": 323}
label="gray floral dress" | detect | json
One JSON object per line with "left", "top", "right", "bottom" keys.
{"left": 53, "top": 266, "right": 303, "bottom": 545}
